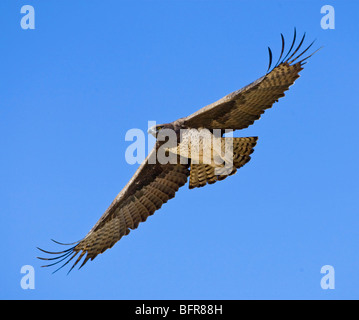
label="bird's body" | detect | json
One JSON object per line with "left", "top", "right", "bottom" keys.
{"left": 38, "top": 30, "right": 319, "bottom": 273}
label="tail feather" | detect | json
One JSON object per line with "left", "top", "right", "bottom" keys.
{"left": 189, "top": 136, "right": 258, "bottom": 189}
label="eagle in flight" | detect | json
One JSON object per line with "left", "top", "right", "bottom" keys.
{"left": 38, "top": 29, "right": 319, "bottom": 273}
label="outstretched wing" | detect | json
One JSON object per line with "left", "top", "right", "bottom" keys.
{"left": 38, "top": 147, "right": 189, "bottom": 273}
{"left": 184, "top": 29, "right": 320, "bottom": 131}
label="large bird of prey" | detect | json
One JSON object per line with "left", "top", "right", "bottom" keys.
{"left": 38, "top": 30, "right": 319, "bottom": 273}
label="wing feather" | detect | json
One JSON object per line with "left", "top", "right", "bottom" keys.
{"left": 38, "top": 148, "right": 189, "bottom": 273}
{"left": 183, "top": 30, "right": 319, "bottom": 131}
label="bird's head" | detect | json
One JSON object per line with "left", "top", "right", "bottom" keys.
{"left": 148, "top": 124, "right": 165, "bottom": 138}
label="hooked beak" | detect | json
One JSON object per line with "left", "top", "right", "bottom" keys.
{"left": 148, "top": 126, "right": 156, "bottom": 137}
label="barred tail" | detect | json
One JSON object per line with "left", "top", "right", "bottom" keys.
{"left": 189, "top": 137, "right": 258, "bottom": 189}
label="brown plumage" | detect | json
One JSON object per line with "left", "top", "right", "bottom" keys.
{"left": 189, "top": 137, "right": 258, "bottom": 188}
{"left": 38, "top": 29, "right": 319, "bottom": 273}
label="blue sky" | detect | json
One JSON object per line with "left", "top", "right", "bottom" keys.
{"left": 1, "top": 0, "right": 359, "bottom": 299}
